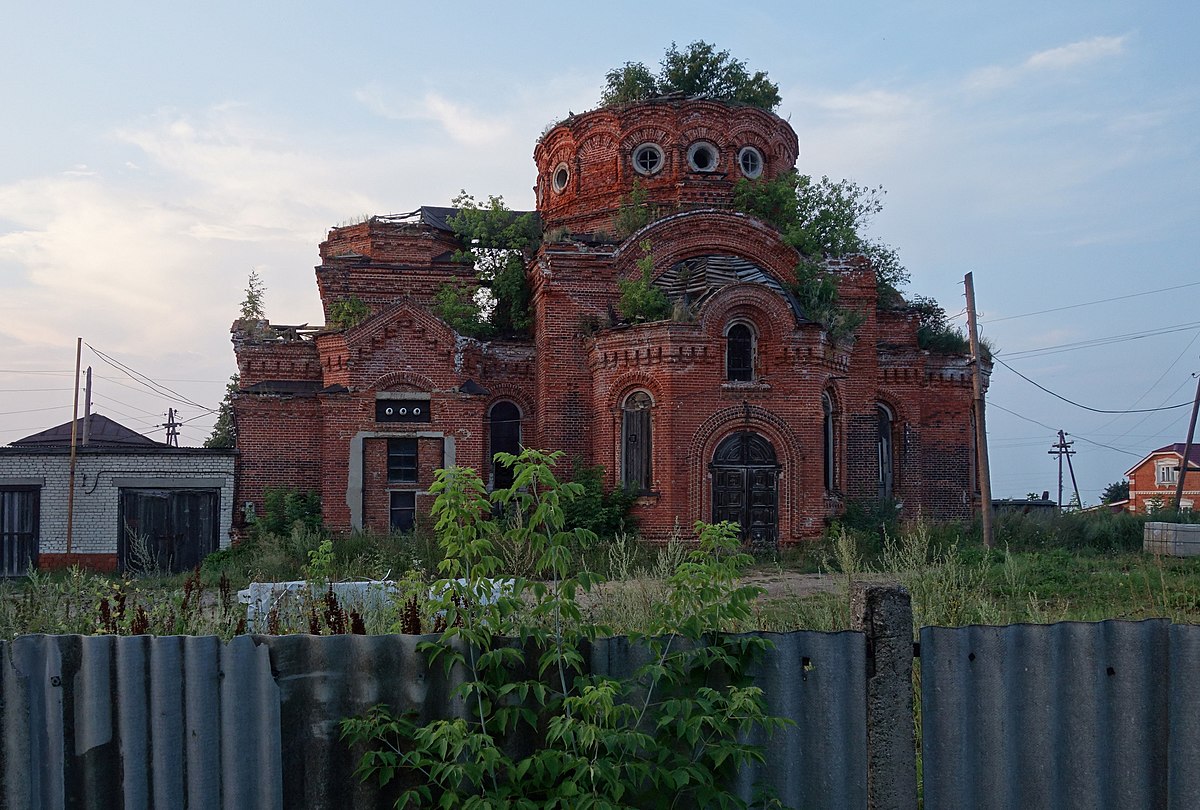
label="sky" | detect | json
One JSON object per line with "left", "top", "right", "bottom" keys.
{"left": 1, "top": 2, "right": 1198, "bottom": 504}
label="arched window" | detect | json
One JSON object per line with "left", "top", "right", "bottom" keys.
{"left": 877, "top": 404, "right": 895, "bottom": 500}
{"left": 488, "top": 401, "right": 522, "bottom": 490}
{"left": 726, "top": 323, "right": 754, "bottom": 382}
{"left": 822, "top": 392, "right": 836, "bottom": 493}
{"left": 622, "top": 391, "right": 653, "bottom": 493}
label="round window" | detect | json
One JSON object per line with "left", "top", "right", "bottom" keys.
{"left": 632, "top": 143, "right": 664, "bottom": 176}
{"left": 687, "top": 141, "right": 719, "bottom": 172}
{"left": 738, "top": 147, "right": 764, "bottom": 179}
{"left": 552, "top": 162, "right": 570, "bottom": 193}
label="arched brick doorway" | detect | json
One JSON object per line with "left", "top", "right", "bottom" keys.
{"left": 710, "top": 431, "right": 778, "bottom": 549}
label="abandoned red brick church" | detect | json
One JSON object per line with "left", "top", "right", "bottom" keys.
{"left": 231, "top": 97, "right": 983, "bottom": 547}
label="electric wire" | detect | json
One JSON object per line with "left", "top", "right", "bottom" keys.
{"left": 0, "top": 405, "right": 71, "bottom": 417}
{"left": 981, "top": 280, "right": 1200, "bottom": 323}
{"left": 995, "top": 357, "right": 1194, "bottom": 414}
{"left": 85, "top": 343, "right": 212, "bottom": 411}
{"left": 999, "top": 322, "right": 1200, "bottom": 361}
{"left": 990, "top": 401, "right": 1146, "bottom": 458}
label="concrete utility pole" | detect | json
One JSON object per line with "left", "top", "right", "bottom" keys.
{"left": 964, "top": 273, "right": 994, "bottom": 548}
{"left": 1173, "top": 372, "right": 1200, "bottom": 512}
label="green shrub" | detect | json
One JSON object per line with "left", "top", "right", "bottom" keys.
{"left": 341, "top": 449, "right": 786, "bottom": 808}
{"left": 560, "top": 459, "right": 638, "bottom": 542}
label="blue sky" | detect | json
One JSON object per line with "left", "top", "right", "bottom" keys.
{"left": 2, "top": 2, "right": 1198, "bottom": 503}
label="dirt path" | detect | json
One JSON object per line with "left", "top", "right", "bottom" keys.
{"left": 741, "top": 571, "right": 844, "bottom": 600}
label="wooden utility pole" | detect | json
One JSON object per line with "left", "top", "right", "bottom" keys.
{"left": 66, "top": 337, "right": 81, "bottom": 554}
{"left": 1173, "top": 373, "right": 1200, "bottom": 512}
{"left": 965, "top": 273, "right": 994, "bottom": 548}
{"left": 1049, "top": 430, "right": 1082, "bottom": 509}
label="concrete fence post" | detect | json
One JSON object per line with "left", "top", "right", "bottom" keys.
{"left": 851, "top": 582, "right": 917, "bottom": 810}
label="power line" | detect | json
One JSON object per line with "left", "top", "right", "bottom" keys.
{"left": 0, "top": 405, "right": 71, "bottom": 417}
{"left": 995, "top": 357, "right": 1194, "bottom": 414}
{"left": 0, "top": 369, "right": 73, "bottom": 374}
{"left": 85, "top": 344, "right": 212, "bottom": 411}
{"left": 1000, "top": 323, "right": 1200, "bottom": 361}
{"left": 990, "top": 401, "right": 1148, "bottom": 459}
{"left": 982, "top": 280, "right": 1200, "bottom": 323}
{"left": 0, "top": 387, "right": 73, "bottom": 393}
{"left": 990, "top": 402, "right": 1058, "bottom": 433}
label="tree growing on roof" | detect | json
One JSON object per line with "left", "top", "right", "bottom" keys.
{"left": 601, "top": 41, "right": 781, "bottom": 112}
{"left": 436, "top": 192, "right": 541, "bottom": 339}
{"left": 239, "top": 270, "right": 266, "bottom": 320}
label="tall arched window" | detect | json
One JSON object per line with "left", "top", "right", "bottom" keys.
{"left": 622, "top": 391, "right": 653, "bottom": 493}
{"left": 488, "top": 401, "right": 522, "bottom": 490}
{"left": 726, "top": 322, "right": 754, "bottom": 382}
{"left": 822, "top": 392, "right": 836, "bottom": 493}
{"left": 877, "top": 404, "right": 895, "bottom": 500}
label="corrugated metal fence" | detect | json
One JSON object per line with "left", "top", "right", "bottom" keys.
{"left": 921, "top": 619, "right": 1200, "bottom": 810}
{"left": 5, "top": 592, "right": 1200, "bottom": 809}
{"left": 1, "top": 631, "right": 867, "bottom": 810}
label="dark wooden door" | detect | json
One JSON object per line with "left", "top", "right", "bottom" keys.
{"left": 711, "top": 432, "right": 778, "bottom": 549}
{"left": 118, "top": 489, "right": 219, "bottom": 573}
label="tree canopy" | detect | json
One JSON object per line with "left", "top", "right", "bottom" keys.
{"left": 436, "top": 192, "right": 541, "bottom": 339}
{"left": 1101, "top": 480, "right": 1130, "bottom": 504}
{"left": 204, "top": 375, "right": 239, "bottom": 449}
{"left": 601, "top": 41, "right": 781, "bottom": 112}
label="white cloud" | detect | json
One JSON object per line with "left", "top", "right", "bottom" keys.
{"left": 354, "top": 84, "right": 512, "bottom": 146}
{"left": 1025, "top": 35, "right": 1127, "bottom": 71}
{"left": 965, "top": 34, "right": 1128, "bottom": 92}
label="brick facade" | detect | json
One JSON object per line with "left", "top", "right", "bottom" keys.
{"left": 232, "top": 99, "right": 984, "bottom": 546}
{"left": 0, "top": 447, "right": 235, "bottom": 571}
{"left": 1124, "top": 444, "right": 1200, "bottom": 513}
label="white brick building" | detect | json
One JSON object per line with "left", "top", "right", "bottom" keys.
{"left": 0, "top": 415, "right": 235, "bottom": 575}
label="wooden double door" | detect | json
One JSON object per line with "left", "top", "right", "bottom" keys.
{"left": 711, "top": 432, "right": 778, "bottom": 549}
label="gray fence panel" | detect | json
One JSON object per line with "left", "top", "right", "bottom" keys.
{"left": 0, "top": 634, "right": 281, "bottom": 810}
{"left": 587, "top": 631, "right": 867, "bottom": 810}
{"left": 739, "top": 631, "right": 867, "bottom": 810}
{"left": 921, "top": 620, "right": 1172, "bottom": 810}
{"left": 1169, "top": 624, "right": 1200, "bottom": 808}
{"left": 4, "top": 630, "right": 863, "bottom": 808}
{"left": 267, "top": 632, "right": 471, "bottom": 810}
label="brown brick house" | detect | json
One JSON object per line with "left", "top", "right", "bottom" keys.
{"left": 1121, "top": 443, "right": 1200, "bottom": 513}
{"left": 231, "top": 98, "right": 983, "bottom": 547}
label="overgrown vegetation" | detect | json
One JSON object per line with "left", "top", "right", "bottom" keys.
{"left": 613, "top": 179, "right": 660, "bottom": 239}
{"left": 602, "top": 41, "right": 781, "bottom": 112}
{"left": 617, "top": 239, "right": 672, "bottom": 323}
{"left": 204, "top": 374, "right": 239, "bottom": 449}
{"left": 327, "top": 296, "right": 371, "bottom": 329}
{"left": 341, "top": 449, "right": 785, "bottom": 808}
{"left": 239, "top": 269, "right": 266, "bottom": 320}
{"left": 435, "top": 192, "right": 541, "bottom": 339}
{"left": 733, "top": 170, "right": 980, "bottom": 352}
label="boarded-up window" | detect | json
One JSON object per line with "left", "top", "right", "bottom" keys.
{"left": 823, "top": 392, "right": 836, "bottom": 492}
{"left": 622, "top": 391, "right": 653, "bottom": 492}
{"left": 489, "top": 401, "right": 522, "bottom": 490}
{"left": 390, "top": 491, "right": 416, "bottom": 532}
{"left": 877, "top": 405, "right": 895, "bottom": 500}
{"left": 1, "top": 487, "right": 38, "bottom": 577}
{"left": 726, "top": 323, "right": 754, "bottom": 382}
{"left": 118, "top": 489, "right": 219, "bottom": 574}
{"left": 387, "top": 438, "right": 418, "bottom": 483}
